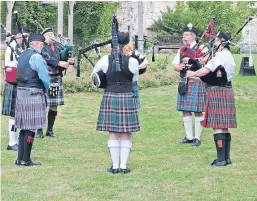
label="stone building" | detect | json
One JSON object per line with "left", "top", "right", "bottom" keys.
{"left": 116, "top": 1, "right": 177, "bottom": 37}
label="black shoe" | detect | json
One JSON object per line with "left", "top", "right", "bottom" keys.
{"left": 120, "top": 166, "right": 131, "bottom": 174}
{"left": 7, "top": 144, "right": 18, "bottom": 151}
{"left": 46, "top": 130, "right": 56, "bottom": 137}
{"left": 107, "top": 166, "right": 120, "bottom": 174}
{"left": 210, "top": 159, "right": 227, "bottom": 166}
{"left": 192, "top": 139, "right": 201, "bottom": 147}
{"left": 177, "top": 137, "right": 193, "bottom": 144}
{"left": 36, "top": 129, "right": 44, "bottom": 138}
{"left": 226, "top": 159, "right": 232, "bottom": 165}
{"left": 15, "top": 160, "right": 21, "bottom": 166}
{"left": 20, "top": 160, "right": 42, "bottom": 166}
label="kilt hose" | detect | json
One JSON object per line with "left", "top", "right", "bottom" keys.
{"left": 203, "top": 86, "right": 237, "bottom": 128}
{"left": 46, "top": 74, "right": 64, "bottom": 107}
{"left": 133, "top": 81, "right": 141, "bottom": 109}
{"left": 1, "top": 82, "right": 17, "bottom": 117}
{"left": 177, "top": 78, "right": 206, "bottom": 112}
{"left": 15, "top": 87, "right": 47, "bottom": 130}
{"left": 97, "top": 92, "right": 140, "bottom": 133}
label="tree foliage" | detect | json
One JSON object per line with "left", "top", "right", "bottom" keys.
{"left": 1, "top": 1, "right": 119, "bottom": 46}
{"left": 12, "top": 1, "right": 57, "bottom": 34}
{"left": 152, "top": 1, "right": 256, "bottom": 41}
{"left": 73, "top": 1, "right": 118, "bottom": 45}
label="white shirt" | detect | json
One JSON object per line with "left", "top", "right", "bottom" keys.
{"left": 172, "top": 41, "right": 197, "bottom": 65}
{"left": 4, "top": 40, "right": 19, "bottom": 67}
{"left": 205, "top": 48, "right": 236, "bottom": 81}
{"left": 92, "top": 55, "right": 140, "bottom": 81}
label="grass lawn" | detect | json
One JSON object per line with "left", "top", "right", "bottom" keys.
{"left": 1, "top": 54, "right": 257, "bottom": 201}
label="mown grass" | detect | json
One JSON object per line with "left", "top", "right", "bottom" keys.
{"left": 1, "top": 54, "right": 257, "bottom": 201}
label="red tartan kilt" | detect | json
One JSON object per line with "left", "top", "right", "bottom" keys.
{"left": 203, "top": 86, "right": 237, "bottom": 128}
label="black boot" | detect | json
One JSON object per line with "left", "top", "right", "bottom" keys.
{"left": 210, "top": 133, "right": 227, "bottom": 166}
{"left": 46, "top": 110, "right": 57, "bottom": 137}
{"left": 22, "top": 130, "right": 35, "bottom": 162}
{"left": 21, "top": 130, "right": 42, "bottom": 166}
{"left": 16, "top": 130, "right": 25, "bottom": 165}
{"left": 36, "top": 129, "right": 44, "bottom": 138}
{"left": 225, "top": 133, "right": 232, "bottom": 165}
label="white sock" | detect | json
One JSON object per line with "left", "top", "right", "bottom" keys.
{"left": 8, "top": 118, "right": 17, "bottom": 146}
{"left": 120, "top": 140, "right": 132, "bottom": 169}
{"left": 108, "top": 140, "right": 120, "bottom": 169}
{"left": 183, "top": 116, "right": 193, "bottom": 140}
{"left": 195, "top": 116, "right": 204, "bottom": 140}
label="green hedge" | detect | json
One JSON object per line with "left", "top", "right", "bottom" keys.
{"left": 63, "top": 54, "right": 179, "bottom": 93}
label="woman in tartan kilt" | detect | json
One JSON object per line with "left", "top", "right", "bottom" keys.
{"left": 172, "top": 24, "right": 206, "bottom": 147}
{"left": 92, "top": 31, "right": 140, "bottom": 174}
{"left": 2, "top": 30, "right": 29, "bottom": 151}
{"left": 15, "top": 34, "right": 50, "bottom": 166}
{"left": 186, "top": 32, "right": 237, "bottom": 166}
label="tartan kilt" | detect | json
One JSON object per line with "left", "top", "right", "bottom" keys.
{"left": 1, "top": 82, "right": 17, "bottom": 117}
{"left": 15, "top": 87, "right": 47, "bottom": 130}
{"left": 133, "top": 81, "right": 141, "bottom": 109}
{"left": 203, "top": 86, "right": 237, "bottom": 128}
{"left": 97, "top": 92, "right": 140, "bottom": 133}
{"left": 46, "top": 74, "right": 64, "bottom": 107}
{"left": 177, "top": 78, "right": 206, "bottom": 112}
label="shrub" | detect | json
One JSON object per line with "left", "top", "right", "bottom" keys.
{"left": 63, "top": 54, "right": 179, "bottom": 93}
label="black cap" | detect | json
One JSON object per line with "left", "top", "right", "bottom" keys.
{"left": 22, "top": 27, "right": 29, "bottom": 33}
{"left": 117, "top": 31, "right": 130, "bottom": 45}
{"left": 28, "top": 34, "right": 45, "bottom": 43}
{"left": 12, "top": 29, "right": 20, "bottom": 35}
{"left": 183, "top": 23, "right": 199, "bottom": 36}
{"left": 216, "top": 32, "right": 231, "bottom": 42}
{"left": 41, "top": 27, "right": 53, "bottom": 35}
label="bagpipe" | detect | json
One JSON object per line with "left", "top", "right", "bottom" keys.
{"left": 1, "top": 24, "right": 18, "bottom": 84}
{"left": 1, "top": 11, "right": 27, "bottom": 84}
{"left": 77, "top": 16, "right": 153, "bottom": 89}
{"left": 35, "top": 20, "right": 74, "bottom": 75}
{"left": 13, "top": 11, "right": 28, "bottom": 50}
{"left": 35, "top": 20, "right": 74, "bottom": 61}
{"left": 190, "top": 16, "right": 254, "bottom": 86}
{"left": 76, "top": 39, "right": 112, "bottom": 88}
{"left": 54, "top": 35, "right": 74, "bottom": 62}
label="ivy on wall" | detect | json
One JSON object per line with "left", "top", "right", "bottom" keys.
{"left": 73, "top": 1, "right": 119, "bottom": 45}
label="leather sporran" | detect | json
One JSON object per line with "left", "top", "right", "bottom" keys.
{"left": 49, "top": 76, "right": 59, "bottom": 97}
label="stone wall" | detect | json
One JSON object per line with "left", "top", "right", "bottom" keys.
{"left": 116, "top": 1, "right": 177, "bottom": 37}
{"left": 239, "top": 16, "right": 257, "bottom": 53}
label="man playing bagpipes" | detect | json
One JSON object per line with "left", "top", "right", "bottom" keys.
{"left": 2, "top": 27, "right": 30, "bottom": 151}
{"left": 172, "top": 23, "right": 206, "bottom": 147}
{"left": 36, "top": 28, "right": 74, "bottom": 138}
{"left": 186, "top": 32, "right": 237, "bottom": 166}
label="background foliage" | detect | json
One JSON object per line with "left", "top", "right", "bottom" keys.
{"left": 152, "top": 1, "right": 256, "bottom": 42}
{"left": 63, "top": 54, "right": 178, "bottom": 93}
{"left": 1, "top": 1, "right": 119, "bottom": 46}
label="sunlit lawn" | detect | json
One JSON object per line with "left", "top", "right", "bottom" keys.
{"left": 1, "top": 54, "right": 257, "bottom": 201}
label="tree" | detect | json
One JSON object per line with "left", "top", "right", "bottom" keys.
{"left": 6, "top": 1, "right": 15, "bottom": 34}
{"left": 151, "top": 1, "right": 256, "bottom": 42}
{"left": 68, "top": 1, "right": 75, "bottom": 44}
{"left": 57, "top": 1, "right": 63, "bottom": 37}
